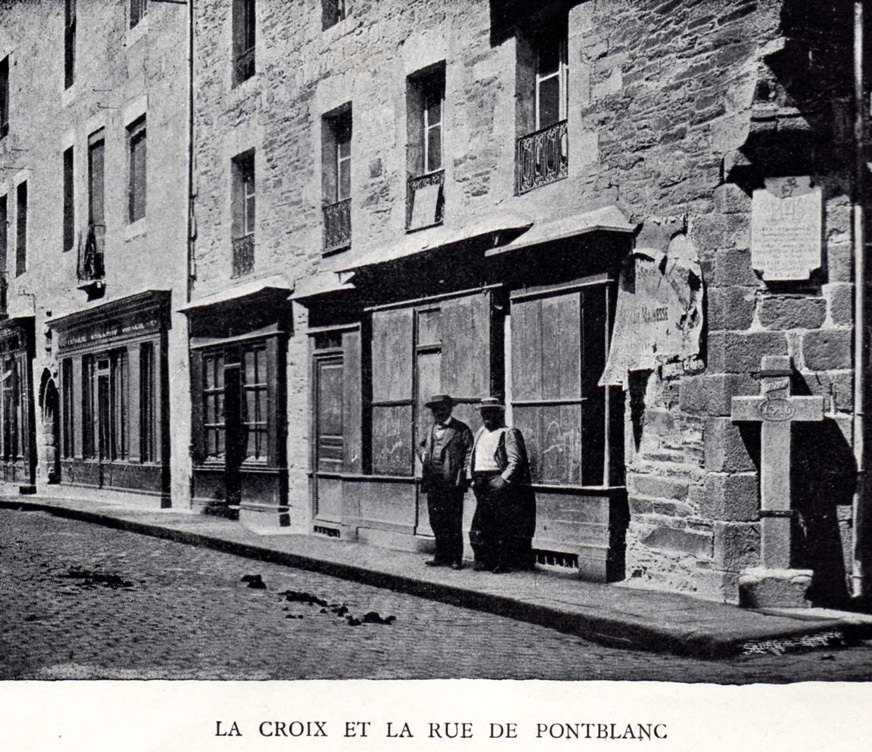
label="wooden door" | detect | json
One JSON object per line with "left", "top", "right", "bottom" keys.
{"left": 224, "top": 363, "right": 243, "bottom": 506}
{"left": 313, "top": 355, "right": 344, "bottom": 527}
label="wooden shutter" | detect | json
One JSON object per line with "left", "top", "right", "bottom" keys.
{"left": 370, "top": 308, "right": 413, "bottom": 475}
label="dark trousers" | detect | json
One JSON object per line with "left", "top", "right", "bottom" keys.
{"left": 470, "top": 472, "right": 515, "bottom": 569}
{"left": 426, "top": 487, "right": 465, "bottom": 565}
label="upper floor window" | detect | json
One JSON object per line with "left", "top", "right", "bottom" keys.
{"left": 231, "top": 150, "right": 255, "bottom": 278}
{"left": 130, "top": 0, "right": 148, "bottom": 29}
{"left": 0, "top": 194, "right": 7, "bottom": 280}
{"left": 233, "top": 0, "right": 256, "bottom": 86}
{"left": 63, "top": 147, "right": 75, "bottom": 252}
{"left": 128, "top": 116, "right": 147, "bottom": 223}
{"left": 322, "top": 0, "right": 347, "bottom": 30}
{"left": 516, "top": 18, "right": 569, "bottom": 194}
{"left": 0, "top": 56, "right": 9, "bottom": 139}
{"left": 81, "top": 131, "right": 106, "bottom": 283}
{"left": 322, "top": 106, "right": 352, "bottom": 254}
{"left": 15, "top": 181, "right": 27, "bottom": 277}
{"left": 406, "top": 64, "right": 445, "bottom": 231}
{"left": 65, "top": 0, "right": 76, "bottom": 89}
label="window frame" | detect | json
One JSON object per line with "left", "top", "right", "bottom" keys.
{"left": 422, "top": 80, "right": 444, "bottom": 175}
{"left": 334, "top": 116, "right": 352, "bottom": 202}
{"left": 534, "top": 29, "right": 568, "bottom": 130}
{"left": 130, "top": 0, "right": 148, "bottom": 30}
{"left": 63, "top": 146, "right": 75, "bottom": 252}
{"left": 232, "top": 0, "right": 256, "bottom": 86}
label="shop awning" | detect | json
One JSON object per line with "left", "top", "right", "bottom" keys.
{"left": 485, "top": 205, "right": 636, "bottom": 257}
{"left": 288, "top": 270, "right": 355, "bottom": 301}
{"left": 337, "top": 213, "right": 533, "bottom": 273}
{"left": 177, "top": 275, "right": 293, "bottom": 315}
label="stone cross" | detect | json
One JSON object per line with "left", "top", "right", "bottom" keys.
{"left": 730, "top": 356, "right": 824, "bottom": 569}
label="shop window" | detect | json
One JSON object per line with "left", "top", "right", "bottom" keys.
{"left": 233, "top": 0, "right": 256, "bottom": 85}
{"left": 516, "top": 17, "right": 569, "bottom": 194}
{"left": 140, "top": 342, "right": 155, "bottom": 462}
{"left": 242, "top": 346, "right": 267, "bottom": 461}
{"left": 81, "top": 351, "right": 130, "bottom": 461}
{"left": 0, "top": 55, "right": 8, "bottom": 139}
{"left": 1, "top": 356, "right": 20, "bottom": 460}
{"left": 202, "top": 351, "right": 226, "bottom": 460}
{"left": 510, "top": 283, "right": 621, "bottom": 487}
{"left": 63, "top": 147, "right": 74, "bottom": 252}
{"left": 15, "top": 181, "right": 26, "bottom": 277}
{"left": 111, "top": 350, "right": 129, "bottom": 460}
{"left": 368, "top": 292, "right": 496, "bottom": 476}
{"left": 322, "top": 106, "right": 352, "bottom": 254}
{"left": 62, "top": 359, "right": 74, "bottom": 459}
{"left": 322, "top": 0, "right": 347, "bottom": 30}
{"left": 406, "top": 64, "right": 445, "bottom": 231}
{"left": 128, "top": 116, "right": 147, "bottom": 223}
{"left": 130, "top": 0, "right": 148, "bottom": 29}
{"left": 231, "top": 150, "right": 255, "bottom": 278}
{"left": 65, "top": 0, "right": 76, "bottom": 90}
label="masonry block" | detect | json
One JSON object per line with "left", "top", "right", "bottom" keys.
{"left": 758, "top": 296, "right": 826, "bottom": 331}
{"left": 710, "top": 248, "right": 760, "bottom": 287}
{"left": 826, "top": 283, "right": 854, "bottom": 326}
{"left": 707, "top": 332, "right": 788, "bottom": 374}
{"left": 688, "top": 213, "right": 750, "bottom": 252}
{"left": 703, "top": 472, "right": 759, "bottom": 521}
{"left": 628, "top": 473, "right": 689, "bottom": 501}
{"left": 738, "top": 567, "right": 812, "bottom": 608}
{"left": 708, "top": 287, "right": 755, "bottom": 331}
{"left": 680, "top": 373, "right": 758, "bottom": 416}
{"left": 827, "top": 242, "right": 854, "bottom": 282}
{"left": 640, "top": 525, "right": 713, "bottom": 558}
{"left": 705, "top": 418, "right": 756, "bottom": 473}
{"left": 713, "top": 521, "right": 760, "bottom": 571}
{"left": 803, "top": 329, "right": 852, "bottom": 370}
{"left": 713, "top": 182, "right": 751, "bottom": 215}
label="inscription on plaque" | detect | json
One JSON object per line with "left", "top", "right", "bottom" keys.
{"left": 751, "top": 176, "right": 822, "bottom": 281}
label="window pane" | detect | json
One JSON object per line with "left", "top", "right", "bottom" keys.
{"left": 89, "top": 141, "right": 105, "bottom": 225}
{"left": 538, "top": 42, "right": 561, "bottom": 77}
{"left": 425, "top": 94, "right": 441, "bottom": 127}
{"left": 130, "top": 128, "right": 146, "bottom": 222}
{"left": 338, "top": 158, "right": 351, "bottom": 200}
{"left": 426, "top": 125, "right": 442, "bottom": 172}
{"left": 538, "top": 75, "right": 560, "bottom": 128}
{"left": 244, "top": 349, "right": 256, "bottom": 384}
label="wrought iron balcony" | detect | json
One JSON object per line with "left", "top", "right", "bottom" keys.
{"left": 77, "top": 224, "right": 105, "bottom": 283}
{"left": 406, "top": 170, "right": 444, "bottom": 232}
{"left": 516, "top": 119, "right": 568, "bottom": 195}
{"left": 235, "top": 47, "right": 255, "bottom": 84}
{"left": 323, "top": 198, "right": 352, "bottom": 254}
{"left": 231, "top": 234, "right": 255, "bottom": 278}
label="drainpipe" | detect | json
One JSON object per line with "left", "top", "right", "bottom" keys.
{"left": 853, "top": 0, "right": 867, "bottom": 599}
{"left": 186, "top": 0, "right": 195, "bottom": 304}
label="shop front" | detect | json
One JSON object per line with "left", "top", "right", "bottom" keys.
{"left": 0, "top": 317, "right": 36, "bottom": 491}
{"left": 51, "top": 291, "right": 171, "bottom": 503}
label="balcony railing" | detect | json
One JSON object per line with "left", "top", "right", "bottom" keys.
{"left": 516, "top": 119, "right": 568, "bottom": 195}
{"left": 406, "top": 170, "right": 444, "bottom": 232}
{"left": 234, "top": 46, "right": 255, "bottom": 84}
{"left": 231, "top": 234, "right": 255, "bottom": 278}
{"left": 77, "top": 223, "right": 105, "bottom": 283}
{"left": 323, "top": 198, "right": 351, "bottom": 254}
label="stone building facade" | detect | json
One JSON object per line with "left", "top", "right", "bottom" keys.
{"left": 0, "top": 0, "right": 191, "bottom": 506}
{"left": 1, "top": 0, "right": 869, "bottom": 607}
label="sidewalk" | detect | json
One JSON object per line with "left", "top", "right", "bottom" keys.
{"left": 2, "top": 489, "right": 871, "bottom": 659}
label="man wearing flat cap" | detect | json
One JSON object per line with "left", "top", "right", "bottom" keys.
{"left": 418, "top": 394, "right": 474, "bottom": 570}
{"left": 467, "top": 397, "right": 533, "bottom": 574}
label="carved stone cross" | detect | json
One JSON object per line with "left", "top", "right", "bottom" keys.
{"left": 730, "top": 356, "right": 824, "bottom": 570}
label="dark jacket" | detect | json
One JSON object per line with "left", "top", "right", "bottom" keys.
{"left": 418, "top": 418, "right": 474, "bottom": 493}
{"left": 467, "top": 426, "right": 532, "bottom": 485}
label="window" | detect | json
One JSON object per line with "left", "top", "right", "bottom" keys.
{"left": 232, "top": 0, "right": 256, "bottom": 85}
{"left": 0, "top": 56, "right": 8, "bottom": 139}
{"left": 63, "top": 147, "right": 74, "bottom": 252}
{"left": 65, "top": 1, "right": 76, "bottom": 89}
{"left": 509, "top": 283, "right": 621, "bottom": 486}
{"left": 82, "top": 355, "right": 94, "bottom": 458}
{"left": 535, "top": 23, "right": 568, "bottom": 130}
{"left": 1, "top": 356, "right": 20, "bottom": 460}
{"left": 231, "top": 150, "right": 255, "bottom": 277}
{"left": 128, "top": 117, "right": 146, "bottom": 223}
{"left": 111, "top": 350, "right": 129, "bottom": 460}
{"left": 0, "top": 194, "right": 6, "bottom": 279}
{"left": 242, "top": 346, "right": 267, "bottom": 461}
{"left": 130, "top": 0, "right": 148, "bottom": 29}
{"left": 322, "top": 106, "right": 352, "bottom": 253}
{"left": 140, "top": 343, "right": 155, "bottom": 462}
{"left": 406, "top": 65, "right": 446, "bottom": 230}
{"left": 203, "top": 352, "right": 226, "bottom": 460}
{"left": 322, "top": 0, "right": 347, "bottom": 30}
{"left": 15, "top": 181, "right": 26, "bottom": 277}
{"left": 516, "top": 18, "right": 569, "bottom": 194}
{"left": 82, "top": 132, "right": 106, "bottom": 281}
{"left": 62, "top": 359, "right": 74, "bottom": 458}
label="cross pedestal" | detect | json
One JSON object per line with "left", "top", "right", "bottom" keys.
{"left": 730, "top": 356, "right": 824, "bottom": 608}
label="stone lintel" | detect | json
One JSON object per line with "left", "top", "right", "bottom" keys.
{"left": 760, "top": 355, "right": 793, "bottom": 377}
{"left": 738, "top": 566, "right": 813, "bottom": 609}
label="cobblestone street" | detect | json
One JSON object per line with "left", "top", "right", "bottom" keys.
{"left": 2, "top": 507, "right": 872, "bottom": 682}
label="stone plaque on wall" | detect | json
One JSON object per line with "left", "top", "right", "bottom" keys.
{"left": 751, "top": 176, "right": 822, "bottom": 281}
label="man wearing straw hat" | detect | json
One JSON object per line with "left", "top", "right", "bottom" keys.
{"left": 467, "top": 397, "right": 533, "bottom": 574}
{"left": 418, "top": 394, "right": 474, "bottom": 570}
